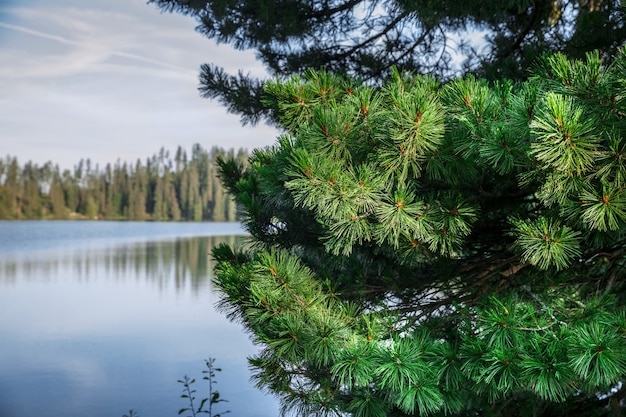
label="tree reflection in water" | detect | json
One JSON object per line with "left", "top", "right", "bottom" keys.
{"left": 0, "top": 235, "right": 247, "bottom": 294}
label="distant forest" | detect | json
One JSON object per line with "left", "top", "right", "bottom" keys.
{"left": 0, "top": 144, "right": 247, "bottom": 221}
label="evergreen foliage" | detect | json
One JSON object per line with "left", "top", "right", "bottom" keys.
{"left": 212, "top": 50, "right": 626, "bottom": 416}
{"left": 150, "top": 0, "right": 626, "bottom": 125}
{"left": 0, "top": 145, "right": 247, "bottom": 222}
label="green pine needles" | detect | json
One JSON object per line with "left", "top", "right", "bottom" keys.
{"left": 212, "top": 50, "right": 626, "bottom": 416}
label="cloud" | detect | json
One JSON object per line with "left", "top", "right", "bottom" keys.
{"left": 0, "top": 3, "right": 268, "bottom": 79}
{"left": 0, "top": 21, "right": 79, "bottom": 45}
{"left": 0, "top": 0, "right": 279, "bottom": 170}
{"left": 0, "top": 20, "right": 201, "bottom": 80}
{"left": 0, "top": 8, "right": 200, "bottom": 79}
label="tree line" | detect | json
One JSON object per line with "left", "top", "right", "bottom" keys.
{"left": 0, "top": 144, "right": 246, "bottom": 221}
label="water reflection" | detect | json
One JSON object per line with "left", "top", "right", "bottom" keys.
{"left": 0, "top": 228, "right": 278, "bottom": 417}
{"left": 0, "top": 235, "right": 246, "bottom": 292}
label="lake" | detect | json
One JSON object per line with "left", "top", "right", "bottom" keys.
{"left": 0, "top": 221, "right": 280, "bottom": 417}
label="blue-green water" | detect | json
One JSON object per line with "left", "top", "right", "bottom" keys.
{"left": 0, "top": 221, "right": 279, "bottom": 417}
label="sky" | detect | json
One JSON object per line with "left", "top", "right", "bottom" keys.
{"left": 0, "top": 0, "right": 280, "bottom": 171}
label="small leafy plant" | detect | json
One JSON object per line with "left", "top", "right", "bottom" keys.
{"left": 122, "top": 357, "right": 231, "bottom": 417}
{"left": 178, "top": 358, "right": 231, "bottom": 417}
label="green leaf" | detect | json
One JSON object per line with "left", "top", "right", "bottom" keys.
{"left": 520, "top": 337, "right": 576, "bottom": 402}
{"left": 373, "top": 335, "right": 433, "bottom": 392}
{"left": 530, "top": 92, "right": 599, "bottom": 174}
{"left": 198, "top": 398, "right": 208, "bottom": 410}
{"left": 480, "top": 347, "right": 522, "bottom": 394}
{"left": 394, "top": 384, "right": 443, "bottom": 415}
{"left": 568, "top": 323, "right": 626, "bottom": 387}
{"left": 332, "top": 343, "right": 374, "bottom": 389}
{"left": 348, "top": 391, "right": 389, "bottom": 417}
{"left": 511, "top": 217, "right": 582, "bottom": 270}
{"left": 580, "top": 185, "right": 626, "bottom": 231}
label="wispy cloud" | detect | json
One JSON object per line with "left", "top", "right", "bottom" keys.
{"left": 0, "top": 8, "right": 199, "bottom": 79}
{"left": 0, "top": 20, "right": 197, "bottom": 75}
{"left": 0, "top": 0, "right": 278, "bottom": 170}
{"left": 0, "top": 21, "right": 79, "bottom": 45}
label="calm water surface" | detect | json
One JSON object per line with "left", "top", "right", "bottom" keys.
{"left": 0, "top": 221, "right": 279, "bottom": 417}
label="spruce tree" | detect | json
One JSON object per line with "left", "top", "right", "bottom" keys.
{"left": 22, "top": 162, "right": 42, "bottom": 218}
{"left": 49, "top": 169, "right": 67, "bottom": 220}
{"left": 212, "top": 50, "right": 626, "bottom": 416}
{"left": 3, "top": 157, "right": 19, "bottom": 219}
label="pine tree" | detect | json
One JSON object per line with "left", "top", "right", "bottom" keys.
{"left": 49, "top": 168, "right": 66, "bottom": 219}
{"left": 212, "top": 50, "right": 626, "bottom": 416}
{"left": 2, "top": 157, "right": 20, "bottom": 219}
{"left": 0, "top": 158, "right": 8, "bottom": 219}
{"left": 191, "top": 144, "right": 209, "bottom": 216}
{"left": 128, "top": 160, "right": 148, "bottom": 220}
{"left": 62, "top": 168, "right": 80, "bottom": 215}
{"left": 85, "top": 194, "right": 98, "bottom": 220}
{"left": 150, "top": 0, "right": 626, "bottom": 125}
{"left": 104, "top": 163, "right": 117, "bottom": 219}
{"left": 152, "top": 172, "right": 167, "bottom": 221}
{"left": 166, "top": 168, "right": 182, "bottom": 221}
{"left": 21, "top": 161, "right": 41, "bottom": 218}
{"left": 211, "top": 147, "right": 228, "bottom": 222}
